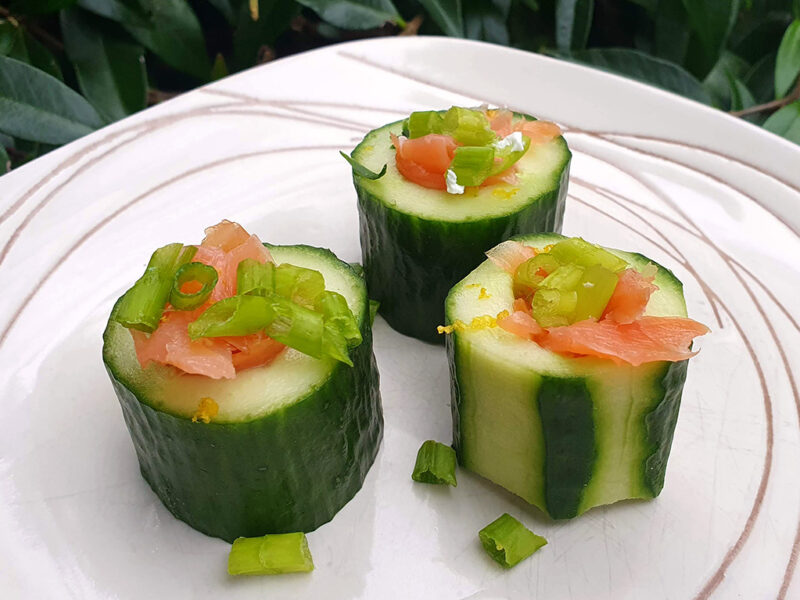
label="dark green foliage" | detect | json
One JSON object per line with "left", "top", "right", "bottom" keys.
{"left": 0, "top": 0, "right": 797, "bottom": 170}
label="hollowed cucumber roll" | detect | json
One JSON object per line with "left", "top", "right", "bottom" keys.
{"left": 348, "top": 106, "right": 571, "bottom": 343}
{"left": 444, "top": 234, "right": 708, "bottom": 519}
{"left": 103, "top": 221, "right": 383, "bottom": 542}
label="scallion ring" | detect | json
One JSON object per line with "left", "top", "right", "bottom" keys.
{"left": 170, "top": 262, "right": 218, "bottom": 311}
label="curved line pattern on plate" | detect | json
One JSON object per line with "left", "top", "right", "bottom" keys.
{"left": 568, "top": 182, "right": 781, "bottom": 599}
{"left": 0, "top": 143, "right": 348, "bottom": 350}
{"left": 579, "top": 177, "right": 800, "bottom": 599}
{"left": 0, "top": 102, "right": 373, "bottom": 270}
{"left": 0, "top": 58, "right": 798, "bottom": 598}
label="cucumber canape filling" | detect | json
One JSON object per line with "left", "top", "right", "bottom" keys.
{"left": 443, "top": 236, "right": 709, "bottom": 365}
{"left": 103, "top": 221, "right": 383, "bottom": 541}
{"left": 348, "top": 106, "right": 571, "bottom": 342}
{"left": 113, "top": 220, "right": 363, "bottom": 382}
{"left": 445, "top": 234, "right": 708, "bottom": 519}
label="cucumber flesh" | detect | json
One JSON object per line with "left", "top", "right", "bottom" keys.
{"left": 446, "top": 233, "right": 690, "bottom": 518}
{"left": 103, "top": 244, "right": 383, "bottom": 541}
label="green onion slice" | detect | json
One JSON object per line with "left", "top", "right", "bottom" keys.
{"left": 228, "top": 532, "right": 314, "bottom": 576}
{"left": 321, "top": 322, "right": 353, "bottom": 367}
{"left": 265, "top": 294, "right": 325, "bottom": 359}
{"left": 114, "top": 243, "right": 185, "bottom": 333}
{"left": 274, "top": 263, "right": 326, "bottom": 308}
{"left": 315, "top": 290, "right": 362, "bottom": 345}
{"left": 540, "top": 263, "right": 585, "bottom": 292}
{"left": 490, "top": 132, "right": 531, "bottom": 176}
{"left": 237, "top": 258, "right": 275, "bottom": 296}
{"left": 573, "top": 264, "right": 619, "bottom": 321}
{"left": 479, "top": 513, "right": 547, "bottom": 569}
{"left": 514, "top": 253, "right": 561, "bottom": 291}
{"left": 411, "top": 440, "right": 457, "bottom": 486}
{"left": 188, "top": 295, "right": 274, "bottom": 339}
{"left": 169, "top": 262, "right": 218, "bottom": 311}
{"left": 549, "top": 238, "right": 628, "bottom": 272}
{"left": 404, "top": 110, "right": 445, "bottom": 138}
{"left": 340, "top": 151, "right": 386, "bottom": 180}
{"left": 531, "top": 288, "right": 574, "bottom": 327}
{"left": 450, "top": 145, "right": 496, "bottom": 187}
{"left": 442, "top": 106, "right": 497, "bottom": 146}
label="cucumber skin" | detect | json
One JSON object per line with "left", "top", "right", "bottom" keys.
{"left": 105, "top": 307, "right": 382, "bottom": 543}
{"left": 448, "top": 330, "right": 690, "bottom": 519}
{"left": 355, "top": 163, "right": 569, "bottom": 344}
{"left": 537, "top": 377, "right": 596, "bottom": 519}
{"left": 644, "top": 358, "right": 688, "bottom": 496}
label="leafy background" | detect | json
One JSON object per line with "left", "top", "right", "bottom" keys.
{"left": 0, "top": 0, "right": 798, "bottom": 173}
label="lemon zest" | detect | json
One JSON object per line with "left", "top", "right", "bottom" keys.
{"left": 478, "top": 287, "right": 491, "bottom": 300}
{"left": 192, "top": 397, "right": 219, "bottom": 424}
{"left": 491, "top": 186, "right": 519, "bottom": 200}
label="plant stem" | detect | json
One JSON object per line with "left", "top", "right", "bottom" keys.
{"left": 399, "top": 15, "right": 423, "bottom": 36}
{"left": 731, "top": 79, "right": 800, "bottom": 117}
{"left": 147, "top": 88, "right": 180, "bottom": 105}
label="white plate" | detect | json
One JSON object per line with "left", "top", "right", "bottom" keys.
{"left": 1, "top": 37, "right": 799, "bottom": 600}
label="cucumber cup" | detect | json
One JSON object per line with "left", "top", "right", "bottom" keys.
{"left": 445, "top": 233, "right": 708, "bottom": 518}
{"left": 349, "top": 107, "right": 571, "bottom": 343}
{"left": 103, "top": 224, "right": 383, "bottom": 542}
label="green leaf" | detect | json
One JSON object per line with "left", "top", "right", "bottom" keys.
{"left": 294, "top": 0, "right": 404, "bottom": 29}
{"left": 727, "top": 74, "right": 756, "bottom": 111}
{"left": 795, "top": 0, "right": 800, "bottom": 19}
{"left": 776, "top": 20, "right": 800, "bottom": 98}
{"left": 0, "top": 143, "right": 9, "bottom": 174}
{"left": 555, "top": 0, "right": 594, "bottom": 51}
{"left": 23, "top": 33, "right": 63, "bottom": 80}
{"left": 340, "top": 151, "right": 386, "bottom": 179}
{"left": 0, "top": 56, "right": 103, "bottom": 144}
{"left": 418, "top": 0, "right": 464, "bottom": 37}
{"left": 653, "top": 0, "right": 690, "bottom": 65}
{"left": 232, "top": 0, "right": 300, "bottom": 70}
{"left": 464, "top": 0, "right": 511, "bottom": 45}
{"left": 77, "top": 0, "right": 150, "bottom": 26}
{"left": 85, "top": 0, "right": 210, "bottom": 80}
{"left": 205, "top": 0, "right": 238, "bottom": 24}
{"left": 681, "top": 0, "right": 741, "bottom": 65}
{"left": 567, "top": 47, "right": 712, "bottom": 104}
{"left": 763, "top": 100, "right": 800, "bottom": 143}
{"left": 61, "top": 8, "right": 147, "bottom": 122}
{"left": 8, "top": 0, "right": 77, "bottom": 14}
{"left": 729, "top": 11, "right": 791, "bottom": 64}
{"left": 702, "top": 51, "right": 750, "bottom": 108}
{"left": 745, "top": 52, "right": 776, "bottom": 102}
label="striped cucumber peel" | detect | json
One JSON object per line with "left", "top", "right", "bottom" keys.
{"left": 103, "top": 244, "right": 383, "bottom": 541}
{"left": 446, "top": 232, "right": 690, "bottom": 518}
{"left": 351, "top": 113, "right": 571, "bottom": 343}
